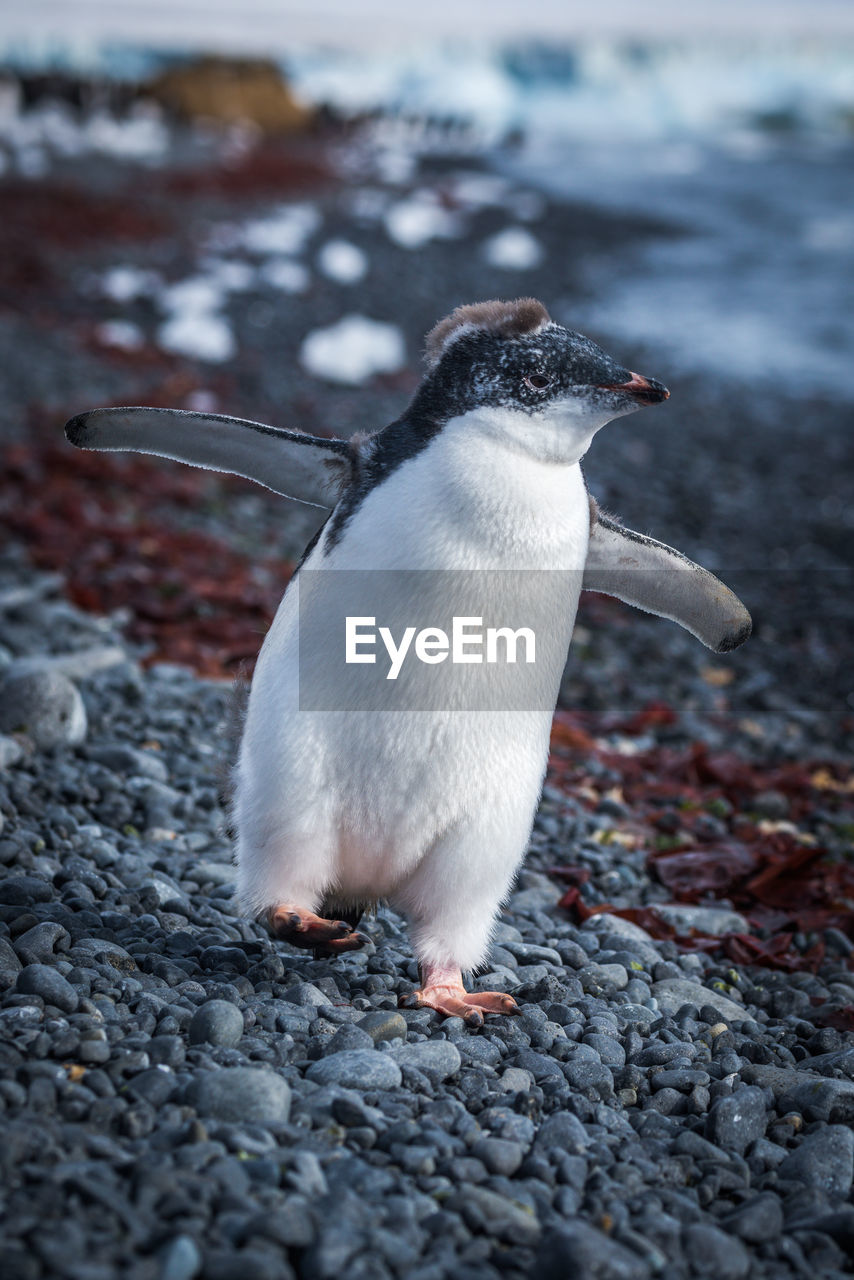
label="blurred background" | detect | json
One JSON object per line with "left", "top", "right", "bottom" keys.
{"left": 0, "top": 0, "right": 852, "bottom": 751}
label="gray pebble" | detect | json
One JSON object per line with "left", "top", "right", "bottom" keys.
{"left": 470, "top": 1137, "right": 525, "bottom": 1176}
{"left": 16, "top": 963, "right": 79, "bottom": 1013}
{"left": 188, "top": 1000, "right": 245, "bottom": 1048}
{"left": 683, "top": 1222, "right": 750, "bottom": 1279}
{"left": 721, "top": 1193, "right": 784, "bottom": 1243}
{"left": 305, "top": 1050, "right": 402, "bottom": 1091}
{"left": 13, "top": 922, "right": 70, "bottom": 965}
{"left": 652, "top": 978, "right": 745, "bottom": 1021}
{"left": 0, "top": 733, "right": 23, "bottom": 768}
{"left": 189, "top": 1067, "right": 291, "bottom": 1125}
{"left": 356, "top": 1010, "right": 407, "bottom": 1042}
{"left": 159, "top": 1234, "right": 203, "bottom": 1280}
{"left": 389, "top": 1040, "right": 461, "bottom": 1085}
{"left": 707, "top": 1086, "right": 767, "bottom": 1153}
{"left": 324, "top": 1023, "right": 375, "bottom": 1054}
{"left": 0, "top": 669, "right": 87, "bottom": 748}
{"left": 779, "top": 1125, "right": 854, "bottom": 1198}
{"left": 537, "top": 1222, "right": 646, "bottom": 1280}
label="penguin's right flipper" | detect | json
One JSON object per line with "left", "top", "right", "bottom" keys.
{"left": 65, "top": 406, "right": 352, "bottom": 508}
{"left": 583, "top": 510, "right": 752, "bottom": 654}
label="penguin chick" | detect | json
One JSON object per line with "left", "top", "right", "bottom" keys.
{"left": 65, "top": 298, "right": 750, "bottom": 1026}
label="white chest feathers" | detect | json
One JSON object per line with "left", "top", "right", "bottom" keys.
{"left": 321, "top": 408, "right": 591, "bottom": 574}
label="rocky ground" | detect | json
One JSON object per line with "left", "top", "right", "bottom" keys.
{"left": 0, "top": 96, "right": 853, "bottom": 1280}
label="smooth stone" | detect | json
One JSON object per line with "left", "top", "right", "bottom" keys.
{"left": 707, "top": 1086, "right": 767, "bottom": 1153}
{"left": 188, "top": 1000, "right": 245, "bottom": 1048}
{"left": 193, "top": 862, "right": 236, "bottom": 886}
{"left": 0, "top": 669, "right": 87, "bottom": 748}
{"left": 324, "top": 1023, "right": 375, "bottom": 1054}
{"left": 683, "top": 1222, "right": 750, "bottom": 1279}
{"left": 16, "top": 963, "right": 79, "bottom": 1013}
{"left": 497, "top": 1066, "right": 535, "bottom": 1093}
{"left": 85, "top": 742, "right": 169, "bottom": 780}
{"left": 653, "top": 905, "right": 750, "bottom": 935}
{"left": 357, "top": 1010, "right": 407, "bottom": 1043}
{"left": 459, "top": 1185, "right": 541, "bottom": 1246}
{"left": 721, "top": 1193, "right": 785, "bottom": 1243}
{"left": 537, "top": 1222, "right": 649, "bottom": 1280}
{"left": 160, "top": 1234, "right": 203, "bottom": 1280}
{"left": 13, "top": 922, "right": 70, "bottom": 965}
{"left": 581, "top": 915, "right": 656, "bottom": 943}
{"left": 6, "top": 646, "right": 127, "bottom": 682}
{"left": 470, "top": 1137, "right": 525, "bottom": 1176}
{"left": 744, "top": 1064, "right": 854, "bottom": 1122}
{"left": 779, "top": 1126, "right": 854, "bottom": 1198}
{"left": 389, "top": 1040, "right": 461, "bottom": 1084}
{"left": 581, "top": 962, "right": 629, "bottom": 991}
{"left": 305, "top": 1050, "right": 402, "bottom": 1091}
{"left": 534, "top": 1111, "right": 590, "bottom": 1155}
{"left": 652, "top": 978, "right": 744, "bottom": 1022}
{"left": 0, "top": 734, "right": 23, "bottom": 768}
{"left": 189, "top": 1067, "right": 291, "bottom": 1125}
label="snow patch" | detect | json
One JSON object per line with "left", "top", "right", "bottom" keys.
{"left": 317, "top": 239, "right": 368, "bottom": 284}
{"left": 384, "top": 191, "right": 460, "bottom": 249}
{"left": 300, "top": 315, "right": 406, "bottom": 385}
{"left": 240, "top": 204, "right": 320, "bottom": 256}
{"left": 94, "top": 320, "right": 144, "bottom": 351}
{"left": 483, "top": 227, "right": 544, "bottom": 270}
{"left": 259, "top": 258, "right": 310, "bottom": 294}
{"left": 157, "top": 313, "right": 235, "bottom": 363}
{"left": 101, "top": 266, "right": 159, "bottom": 303}
{"left": 156, "top": 274, "right": 235, "bottom": 363}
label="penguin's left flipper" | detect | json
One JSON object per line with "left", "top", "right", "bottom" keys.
{"left": 583, "top": 509, "right": 752, "bottom": 654}
{"left": 65, "top": 406, "right": 352, "bottom": 508}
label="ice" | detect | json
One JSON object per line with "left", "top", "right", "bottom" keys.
{"left": 384, "top": 192, "right": 460, "bottom": 249}
{"left": 300, "top": 315, "right": 406, "bottom": 385}
{"left": 317, "top": 239, "right": 368, "bottom": 285}
{"left": 483, "top": 227, "right": 543, "bottom": 270}
{"left": 286, "top": 39, "right": 854, "bottom": 147}
{"left": 240, "top": 204, "right": 320, "bottom": 256}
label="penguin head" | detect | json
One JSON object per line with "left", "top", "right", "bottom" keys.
{"left": 415, "top": 298, "right": 669, "bottom": 464}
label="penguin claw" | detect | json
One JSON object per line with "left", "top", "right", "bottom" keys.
{"left": 399, "top": 985, "right": 518, "bottom": 1025}
{"left": 266, "top": 906, "right": 364, "bottom": 949}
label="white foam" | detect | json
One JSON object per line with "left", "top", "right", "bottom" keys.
{"left": 483, "top": 227, "right": 543, "bottom": 270}
{"left": 300, "top": 315, "right": 406, "bottom": 384}
{"left": 317, "top": 239, "right": 368, "bottom": 285}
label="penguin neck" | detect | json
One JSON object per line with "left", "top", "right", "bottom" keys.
{"left": 415, "top": 408, "right": 590, "bottom": 568}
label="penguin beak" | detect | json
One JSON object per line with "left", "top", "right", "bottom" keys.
{"left": 598, "top": 372, "right": 670, "bottom": 405}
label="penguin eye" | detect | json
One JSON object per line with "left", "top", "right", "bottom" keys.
{"left": 524, "top": 373, "right": 553, "bottom": 392}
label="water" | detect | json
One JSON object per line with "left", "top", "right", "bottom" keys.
{"left": 505, "top": 134, "right": 854, "bottom": 399}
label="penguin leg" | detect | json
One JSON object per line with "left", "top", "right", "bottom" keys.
{"left": 394, "top": 806, "right": 532, "bottom": 1026}
{"left": 266, "top": 905, "right": 369, "bottom": 952}
{"left": 400, "top": 961, "right": 519, "bottom": 1028}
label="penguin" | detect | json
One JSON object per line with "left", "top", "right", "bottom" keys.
{"left": 65, "top": 298, "right": 751, "bottom": 1026}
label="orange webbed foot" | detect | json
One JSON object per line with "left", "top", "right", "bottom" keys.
{"left": 266, "top": 905, "right": 369, "bottom": 952}
{"left": 399, "top": 962, "right": 520, "bottom": 1027}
